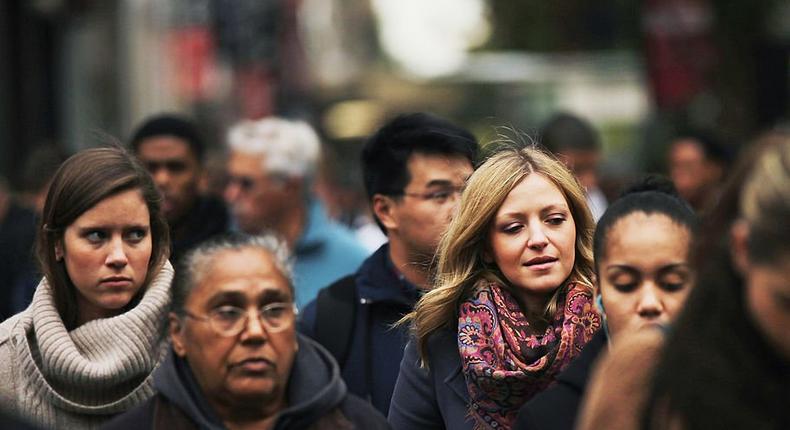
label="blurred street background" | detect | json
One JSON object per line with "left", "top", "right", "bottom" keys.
{"left": 1, "top": 0, "right": 788, "bottom": 214}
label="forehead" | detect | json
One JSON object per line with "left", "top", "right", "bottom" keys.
{"left": 405, "top": 153, "right": 473, "bottom": 186}
{"left": 189, "top": 247, "right": 291, "bottom": 303}
{"left": 496, "top": 173, "right": 568, "bottom": 215}
{"left": 71, "top": 189, "right": 150, "bottom": 226}
{"left": 670, "top": 139, "right": 705, "bottom": 159}
{"left": 604, "top": 213, "right": 690, "bottom": 264}
{"left": 137, "top": 136, "right": 196, "bottom": 160}
{"left": 227, "top": 151, "right": 266, "bottom": 176}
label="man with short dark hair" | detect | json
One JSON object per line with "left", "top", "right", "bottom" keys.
{"left": 130, "top": 114, "right": 230, "bottom": 263}
{"left": 299, "top": 112, "right": 479, "bottom": 414}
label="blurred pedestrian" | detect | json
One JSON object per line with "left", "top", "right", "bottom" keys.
{"left": 0, "top": 146, "right": 173, "bottom": 428}
{"left": 389, "top": 143, "right": 601, "bottom": 430}
{"left": 131, "top": 113, "right": 230, "bottom": 264}
{"left": 540, "top": 112, "right": 608, "bottom": 221}
{"left": 667, "top": 129, "right": 730, "bottom": 213}
{"left": 104, "top": 233, "right": 389, "bottom": 429}
{"left": 223, "top": 117, "right": 368, "bottom": 308}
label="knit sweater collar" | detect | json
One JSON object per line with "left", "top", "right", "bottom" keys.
{"left": 18, "top": 261, "right": 174, "bottom": 415}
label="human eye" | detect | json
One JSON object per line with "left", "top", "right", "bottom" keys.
{"left": 165, "top": 161, "right": 187, "bottom": 173}
{"left": 500, "top": 223, "right": 523, "bottom": 234}
{"left": 610, "top": 272, "right": 638, "bottom": 292}
{"left": 545, "top": 213, "right": 567, "bottom": 226}
{"left": 429, "top": 190, "right": 452, "bottom": 203}
{"left": 212, "top": 306, "right": 243, "bottom": 323}
{"left": 125, "top": 228, "right": 148, "bottom": 243}
{"left": 262, "top": 303, "right": 290, "bottom": 320}
{"left": 659, "top": 272, "right": 689, "bottom": 292}
{"left": 84, "top": 230, "right": 107, "bottom": 244}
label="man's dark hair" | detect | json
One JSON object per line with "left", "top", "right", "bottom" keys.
{"left": 130, "top": 113, "right": 206, "bottom": 162}
{"left": 539, "top": 112, "right": 600, "bottom": 154}
{"left": 671, "top": 128, "right": 733, "bottom": 166}
{"left": 362, "top": 113, "right": 478, "bottom": 231}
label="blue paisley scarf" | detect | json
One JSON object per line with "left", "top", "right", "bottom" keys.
{"left": 458, "top": 281, "right": 600, "bottom": 429}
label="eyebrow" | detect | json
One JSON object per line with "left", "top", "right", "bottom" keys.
{"left": 206, "top": 288, "right": 291, "bottom": 307}
{"left": 539, "top": 204, "right": 570, "bottom": 216}
{"left": 424, "top": 179, "right": 456, "bottom": 188}
{"left": 605, "top": 263, "right": 690, "bottom": 275}
{"left": 76, "top": 223, "right": 149, "bottom": 231}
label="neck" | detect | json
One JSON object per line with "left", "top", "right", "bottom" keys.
{"left": 388, "top": 238, "right": 433, "bottom": 290}
{"left": 276, "top": 202, "right": 306, "bottom": 250}
{"left": 75, "top": 294, "right": 124, "bottom": 327}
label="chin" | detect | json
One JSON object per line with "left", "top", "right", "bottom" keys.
{"left": 228, "top": 380, "right": 279, "bottom": 400}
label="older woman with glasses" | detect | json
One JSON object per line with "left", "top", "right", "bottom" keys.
{"left": 104, "top": 233, "right": 388, "bottom": 429}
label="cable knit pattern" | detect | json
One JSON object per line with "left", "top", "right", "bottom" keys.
{"left": 0, "top": 261, "right": 174, "bottom": 429}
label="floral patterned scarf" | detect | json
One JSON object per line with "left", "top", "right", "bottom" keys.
{"left": 458, "top": 280, "right": 600, "bottom": 429}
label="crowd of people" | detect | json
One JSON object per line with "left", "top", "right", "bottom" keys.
{"left": 0, "top": 110, "right": 787, "bottom": 429}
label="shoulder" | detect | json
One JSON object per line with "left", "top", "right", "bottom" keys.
{"left": 339, "top": 394, "right": 390, "bottom": 429}
{"left": 101, "top": 395, "right": 157, "bottom": 429}
{"left": 0, "top": 311, "right": 28, "bottom": 348}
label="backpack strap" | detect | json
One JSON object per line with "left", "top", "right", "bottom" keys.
{"left": 314, "top": 274, "right": 358, "bottom": 369}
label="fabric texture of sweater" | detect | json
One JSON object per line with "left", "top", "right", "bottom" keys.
{"left": 103, "top": 334, "right": 390, "bottom": 430}
{"left": 0, "top": 261, "right": 174, "bottom": 429}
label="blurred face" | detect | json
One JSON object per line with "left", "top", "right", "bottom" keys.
{"left": 385, "top": 153, "right": 473, "bottom": 261}
{"left": 599, "top": 213, "right": 692, "bottom": 341}
{"left": 136, "top": 136, "right": 201, "bottom": 223}
{"left": 669, "top": 139, "right": 721, "bottom": 206}
{"left": 59, "top": 189, "right": 152, "bottom": 323}
{"left": 560, "top": 149, "right": 600, "bottom": 191}
{"left": 224, "top": 152, "right": 292, "bottom": 235}
{"left": 171, "top": 247, "right": 297, "bottom": 409}
{"left": 743, "top": 257, "right": 790, "bottom": 361}
{"left": 488, "top": 173, "right": 576, "bottom": 310}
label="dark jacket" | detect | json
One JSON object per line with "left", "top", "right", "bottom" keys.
{"left": 169, "top": 195, "right": 229, "bottom": 264}
{"left": 515, "top": 330, "right": 608, "bottom": 430}
{"left": 103, "top": 334, "right": 389, "bottom": 430}
{"left": 300, "top": 244, "right": 420, "bottom": 415}
{"left": 0, "top": 202, "right": 38, "bottom": 319}
{"left": 388, "top": 328, "right": 476, "bottom": 430}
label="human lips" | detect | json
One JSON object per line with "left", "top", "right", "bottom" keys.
{"left": 100, "top": 276, "right": 133, "bottom": 288}
{"left": 524, "top": 256, "right": 558, "bottom": 270}
{"left": 232, "top": 357, "right": 275, "bottom": 373}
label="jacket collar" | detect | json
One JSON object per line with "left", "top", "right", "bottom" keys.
{"left": 355, "top": 244, "right": 420, "bottom": 306}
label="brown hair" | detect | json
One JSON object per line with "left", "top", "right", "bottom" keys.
{"left": 36, "top": 146, "right": 170, "bottom": 328}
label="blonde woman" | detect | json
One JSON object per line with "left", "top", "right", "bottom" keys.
{"left": 389, "top": 143, "right": 601, "bottom": 430}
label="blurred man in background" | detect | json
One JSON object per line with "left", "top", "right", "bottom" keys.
{"left": 131, "top": 113, "right": 230, "bottom": 263}
{"left": 223, "top": 117, "right": 368, "bottom": 308}
{"left": 540, "top": 112, "right": 608, "bottom": 221}
{"left": 667, "top": 129, "right": 730, "bottom": 213}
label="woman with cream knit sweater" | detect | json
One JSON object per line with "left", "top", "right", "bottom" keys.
{"left": 0, "top": 147, "right": 173, "bottom": 429}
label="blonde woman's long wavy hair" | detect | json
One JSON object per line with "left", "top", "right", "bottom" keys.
{"left": 405, "top": 143, "right": 595, "bottom": 364}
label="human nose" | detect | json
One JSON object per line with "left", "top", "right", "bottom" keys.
{"left": 526, "top": 223, "right": 549, "bottom": 250}
{"left": 105, "top": 237, "right": 129, "bottom": 268}
{"left": 239, "top": 308, "right": 268, "bottom": 341}
{"left": 636, "top": 284, "right": 663, "bottom": 319}
{"left": 152, "top": 168, "right": 171, "bottom": 189}
{"left": 224, "top": 180, "right": 241, "bottom": 204}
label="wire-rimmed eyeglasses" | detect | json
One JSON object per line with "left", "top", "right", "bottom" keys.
{"left": 182, "top": 302, "right": 298, "bottom": 336}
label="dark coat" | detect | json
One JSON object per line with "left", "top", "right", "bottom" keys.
{"left": 169, "top": 195, "right": 229, "bottom": 264}
{"left": 300, "top": 244, "right": 420, "bottom": 415}
{"left": 103, "top": 334, "right": 389, "bottom": 430}
{"left": 515, "top": 330, "right": 608, "bottom": 430}
{"left": 388, "top": 328, "right": 476, "bottom": 430}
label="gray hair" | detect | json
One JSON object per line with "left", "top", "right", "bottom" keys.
{"left": 172, "top": 233, "right": 294, "bottom": 314}
{"left": 226, "top": 116, "right": 321, "bottom": 179}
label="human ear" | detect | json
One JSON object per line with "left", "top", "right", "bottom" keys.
{"left": 730, "top": 220, "right": 751, "bottom": 275}
{"left": 372, "top": 194, "right": 398, "bottom": 231}
{"left": 54, "top": 240, "right": 64, "bottom": 261}
{"left": 169, "top": 312, "right": 188, "bottom": 357}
